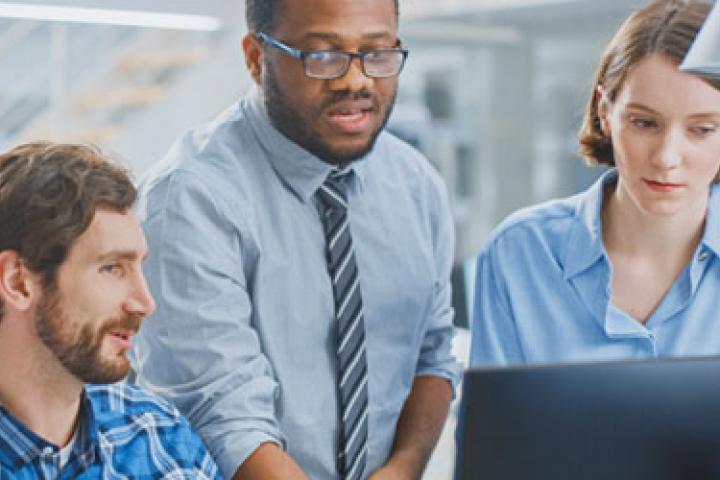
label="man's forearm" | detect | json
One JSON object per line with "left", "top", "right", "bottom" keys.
{"left": 232, "top": 442, "right": 309, "bottom": 480}
{"left": 370, "top": 375, "right": 453, "bottom": 480}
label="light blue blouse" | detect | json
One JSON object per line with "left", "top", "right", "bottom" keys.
{"left": 470, "top": 170, "right": 720, "bottom": 366}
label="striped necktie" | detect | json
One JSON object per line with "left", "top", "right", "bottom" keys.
{"left": 316, "top": 172, "right": 369, "bottom": 480}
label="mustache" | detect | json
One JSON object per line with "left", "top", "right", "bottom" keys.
{"left": 321, "top": 89, "right": 376, "bottom": 109}
{"left": 99, "top": 314, "right": 142, "bottom": 336}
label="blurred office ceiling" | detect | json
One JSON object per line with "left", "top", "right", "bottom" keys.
{"left": 0, "top": 0, "right": 653, "bottom": 164}
{"left": 0, "top": 0, "right": 664, "bottom": 265}
{"left": 15, "top": 0, "right": 236, "bottom": 14}
{"left": 403, "top": 0, "right": 648, "bottom": 41}
{"left": 1, "top": 0, "right": 580, "bottom": 19}
{"left": 0, "top": 0, "right": 650, "bottom": 32}
{"left": 3, "top": 0, "right": 244, "bottom": 28}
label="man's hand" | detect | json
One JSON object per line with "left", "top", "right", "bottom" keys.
{"left": 367, "top": 458, "right": 414, "bottom": 480}
{"left": 368, "top": 376, "right": 453, "bottom": 480}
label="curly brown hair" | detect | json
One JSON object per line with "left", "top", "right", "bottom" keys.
{"left": 578, "top": 0, "right": 720, "bottom": 168}
{"left": 0, "top": 142, "right": 136, "bottom": 318}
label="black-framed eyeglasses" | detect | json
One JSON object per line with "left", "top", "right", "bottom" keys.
{"left": 257, "top": 32, "right": 409, "bottom": 80}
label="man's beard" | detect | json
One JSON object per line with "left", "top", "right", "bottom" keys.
{"left": 35, "top": 286, "right": 141, "bottom": 384}
{"left": 263, "top": 64, "right": 396, "bottom": 165}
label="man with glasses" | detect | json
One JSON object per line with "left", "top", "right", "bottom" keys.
{"left": 132, "top": 0, "right": 460, "bottom": 479}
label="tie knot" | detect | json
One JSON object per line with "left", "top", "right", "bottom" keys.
{"left": 317, "top": 172, "right": 349, "bottom": 212}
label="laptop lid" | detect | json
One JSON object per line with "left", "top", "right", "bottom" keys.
{"left": 457, "top": 356, "right": 720, "bottom": 480}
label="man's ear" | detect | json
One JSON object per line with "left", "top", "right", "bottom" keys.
{"left": 0, "top": 251, "right": 38, "bottom": 313}
{"left": 596, "top": 86, "right": 611, "bottom": 137}
{"left": 242, "top": 33, "right": 264, "bottom": 85}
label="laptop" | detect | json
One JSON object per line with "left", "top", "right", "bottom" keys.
{"left": 456, "top": 356, "right": 720, "bottom": 480}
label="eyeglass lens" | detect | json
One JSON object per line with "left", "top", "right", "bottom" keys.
{"left": 304, "top": 51, "right": 405, "bottom": 79}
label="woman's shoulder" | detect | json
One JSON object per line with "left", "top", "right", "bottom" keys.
{"left": 486, "top": 192, "right": 584, "bottom": 249}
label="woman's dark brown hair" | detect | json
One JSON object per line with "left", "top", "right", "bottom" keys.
{"left": 0, "top": 142, "right": 136, "bottom": 317}
{"left": 578, "top": 0, "right": 718, "bottom": 166}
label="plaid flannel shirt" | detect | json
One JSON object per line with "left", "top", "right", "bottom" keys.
{"left": 0, "top": 382, "right": 221, "bottom": 479}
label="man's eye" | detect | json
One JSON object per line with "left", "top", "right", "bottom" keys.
{"left": 100, "top": 264, "right": 121, "bottom": 274}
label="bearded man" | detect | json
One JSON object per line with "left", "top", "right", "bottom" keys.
{"left": 0, "top": 142, "right": 221, "bottom": 479}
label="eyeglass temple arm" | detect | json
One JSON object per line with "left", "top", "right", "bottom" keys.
{"left": 257, "top": 32, "right": 304, "bottom": 59}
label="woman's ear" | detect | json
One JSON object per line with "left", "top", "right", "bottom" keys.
{"left": 596, "top": 86, "right": 611, "bottom": 137}
{"left": 0, "top": 251, "right": 38, "bottom": 314}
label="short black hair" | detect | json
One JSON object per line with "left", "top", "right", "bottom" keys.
{"left": 246, "top": 0, "right": 400, "bottom": 34}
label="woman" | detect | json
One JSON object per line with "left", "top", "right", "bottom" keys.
{"left": 470, "top": 0, "right": 720, "bottom": 366}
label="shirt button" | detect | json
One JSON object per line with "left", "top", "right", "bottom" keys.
{"left": 42, "top": 446, "right": 54, "bottom": 456}
{"left": 699, "top": 250, "right": 710, "bottom": 261}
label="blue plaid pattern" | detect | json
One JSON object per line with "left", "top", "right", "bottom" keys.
{"left": 0, "top": 382, "right": 221, "bottom": 479}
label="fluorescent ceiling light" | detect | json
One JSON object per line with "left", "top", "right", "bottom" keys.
{"left": 0, "top": 2, "right": 222, "bottom": 31}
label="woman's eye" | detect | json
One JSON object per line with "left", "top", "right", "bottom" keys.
{"left": 630, "top": 117, "right": 657, "bottom": 130}
{"left": 692, "top": 124, "right": 717, "bottom": 136}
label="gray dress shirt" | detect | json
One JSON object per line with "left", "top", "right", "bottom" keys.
{"left": 132, "top": 86, "right": 462, "bottom": 479}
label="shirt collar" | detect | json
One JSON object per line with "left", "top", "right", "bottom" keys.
{"left": 562, "top": 169, "right": 615, "bottom": 280}
{"left": 700, "top": 182, "right": 720, "bottom": 258}
{"left": 563, "top": 170, "right": 720, "bottom": 277}
{"left": 244, "top": 85, "right": 367, "bottom": 203}
{"left": 0, "top": 389, "right": 99, "bottom": 470}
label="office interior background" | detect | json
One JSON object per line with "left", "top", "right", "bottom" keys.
{"left": 0, "top": 0, "right": 652, "bottom": 477}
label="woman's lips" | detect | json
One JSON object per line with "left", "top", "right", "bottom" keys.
{"left": 644, "top": 179, "right": 683, "bottom": 193}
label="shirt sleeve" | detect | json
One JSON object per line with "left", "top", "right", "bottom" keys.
{"left": 414, "top": 176, "right": 463, "bottom": 392}
{"left": 133, "top": 169, "right": 283, "bottom": 479}
{"left": 469, "top": 239, "right": 525, "bottom": 366}
{"left": 171, "top": 414, "right": 225, "bottom": 479}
